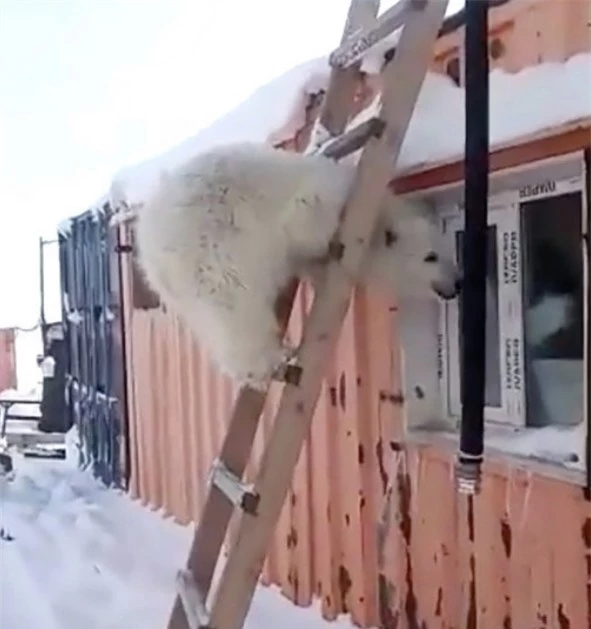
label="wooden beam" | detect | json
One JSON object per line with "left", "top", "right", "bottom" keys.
{"left": 168, "top": 3, "right": 382, "bottom": 627}
{"left": 313, "top": 0, "right": 380, "bottom": 141}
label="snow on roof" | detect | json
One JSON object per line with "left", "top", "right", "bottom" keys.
{"left": 110, "top": 52, "right": 591, "bottom": 209}
{"left": 394, "top": 51, "right": 591, "bottom": 171}
{"left": 111, "top": 56, "right": 329, "bottom": 207}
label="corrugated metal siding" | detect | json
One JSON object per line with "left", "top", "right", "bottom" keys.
{"left": 124, "top": 281, "right": 400, "bottom": 627}
{"left": 121, "top": 275, "right": 591, "bottom": 628}
{"left": 378, "top": 448, "right": 590, "bottom": 629}
{"left": 0, "top": 328, "right": 17, "bottom": 392}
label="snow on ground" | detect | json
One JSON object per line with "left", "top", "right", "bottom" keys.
{"left": 0, "top": 440, "right": 359, "bottom": 629}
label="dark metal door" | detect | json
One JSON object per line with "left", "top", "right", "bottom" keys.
{"left": 58, "top": 204, "right": 129, "bottom": 488}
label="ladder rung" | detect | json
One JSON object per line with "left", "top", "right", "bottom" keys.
{"left": 176, "top": 570, "right": 211, "bottom": 629}
{"left": 329, "top": 0, "right": 417, "bottom": 69}
{"left": 209, "top": 460, "right": 260, "bottom": 514}
{"left": 322, "top": 117, "right": 386, "bottom": 160}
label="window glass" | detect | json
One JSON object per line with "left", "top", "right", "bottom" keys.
{"left": 521, "top": 192, "right": 584, "bottom": 427}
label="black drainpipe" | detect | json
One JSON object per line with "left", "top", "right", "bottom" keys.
{"left": 456, "top": 0, "right": 490, "bottom": 494}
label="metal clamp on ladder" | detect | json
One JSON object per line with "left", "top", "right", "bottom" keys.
{"left": 176, "top": 570, "right": 211, "bottom": 629}
{"left": 208, "top": 459, "right": 259, "bottom": 515}
{"left": 168, "top": 2, "right": 450, "bottom": 629}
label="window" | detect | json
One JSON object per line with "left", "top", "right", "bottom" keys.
{"left": 440, "top": 202, "right": 525, "bottom": 425}
{"left": 428, "top": 167, "right": 588, "bottom": 471}
{"left": 521, "top": 192, "right": 584, "bottom": 428}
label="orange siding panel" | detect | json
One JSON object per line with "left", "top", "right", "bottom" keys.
{"left": 0, "top": 328, "right": 17, "bottom": 392}
{"left": 122, "top": 273, "right": 591, "bottom": 629}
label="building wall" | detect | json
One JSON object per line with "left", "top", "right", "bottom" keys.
{"left": 0, "top": 328, "right": 17, "bottom": 392}
{"left": 118, "top": 1, "right": 591, "bottom": 628}
{"left": 431, "top": 0, "right": 591, "bottom": 81}
{"left": 120, "top": 268, "right": 590, "bottom": 629}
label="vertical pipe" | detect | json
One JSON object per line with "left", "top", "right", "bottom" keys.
{"left": 39, "top": 237, "right": 46, "bottom": 332}
{"left": 457, "top": 0, "right": 489, "bottom": 494}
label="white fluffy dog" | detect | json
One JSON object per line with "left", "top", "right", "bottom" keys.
{"left": 133, "top": 142, "right": 461, "bottom": 389}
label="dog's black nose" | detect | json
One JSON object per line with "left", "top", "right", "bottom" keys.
{"left": 434, "top": 284, "right": 458, "bottom": 301}
{"left": 454, "top": 278, "right": 463, "bottom": 293}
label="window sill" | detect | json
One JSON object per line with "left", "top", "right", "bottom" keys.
{"left": 406, "top": 422, "right": 587, "bottom": 488}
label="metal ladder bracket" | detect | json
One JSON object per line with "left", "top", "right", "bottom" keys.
{"left": 209, "top": 460, "right": 260, "bottom": 515}
{"left": 176, "top": 570, "right": 211, "bottom": 629}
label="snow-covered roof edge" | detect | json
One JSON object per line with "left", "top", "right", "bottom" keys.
{"left": 55, "top": 50, "right": 591, "bottom": 231}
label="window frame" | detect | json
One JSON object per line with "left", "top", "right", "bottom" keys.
{"left": 437, "top": 173, "right": 585, "bottom": 430}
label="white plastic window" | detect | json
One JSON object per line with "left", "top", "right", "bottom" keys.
{"left": 438, "top": 175, "right": 585, "bottom": 432}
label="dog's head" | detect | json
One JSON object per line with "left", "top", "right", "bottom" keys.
{"left": 365, "top": 195, "right": 462, "bottom": 301}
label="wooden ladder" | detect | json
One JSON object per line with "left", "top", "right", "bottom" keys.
{"left": 168, "top": 1, "right": 449, "bottom": 628}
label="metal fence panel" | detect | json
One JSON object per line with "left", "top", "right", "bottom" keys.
{"left": 58, "top": 205, "right": 129, "bottom": 488}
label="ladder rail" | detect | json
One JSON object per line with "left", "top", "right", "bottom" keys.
{"left": 168, "top": 5, "right": 381, "bottom": 624}
{"left": 167, "top": 0, "right": 379, "bottom": 629}
{"left": 306, "top": 0, "right": 380, "bottom": 151}
{"left": 167, "top": 281, "right": 299, "bottom": 629}
{"left": 167, "top": 0, "right": 452, "bottom": 627}
{"left": 206, "top": 2, "right": 449, "bottom": 628}
{"left": 168, "top": 3, "right": 377, "bottom": 625}
{"left": 329, "top": 0, "right": 414, "bottom": 69}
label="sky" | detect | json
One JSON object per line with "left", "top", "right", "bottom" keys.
{"left": 0, "top": 0, "right": 463, "bottom": 379}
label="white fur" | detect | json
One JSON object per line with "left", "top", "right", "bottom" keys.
{"left": 134, "top": 142, "right": 460, "bottom": 389}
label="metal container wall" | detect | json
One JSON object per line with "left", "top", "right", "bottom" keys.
{"left": 122, "top": 278, "right": 402, "bottom": 628}
{"left": 121, "top": 275, "right": 591, "bottom": 629}
{"left": 0, "top": 328, "right": 17, "bottom": 392}
{"left": 58, "top": 206, "right": 129, "bottom": 488}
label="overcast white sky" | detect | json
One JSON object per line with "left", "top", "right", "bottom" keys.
{"left": 0, "top": 0, "right": 464, "bottom": 331}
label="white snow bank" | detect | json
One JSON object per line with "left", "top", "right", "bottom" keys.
{"left": 0, "top": 453, "right": 368, "bottom": 629}
{"left": 110, "top": 52, "right": 591, "bottom": 209}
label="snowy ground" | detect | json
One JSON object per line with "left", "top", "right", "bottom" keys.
{"left": 0, "top": 443, "right": 356, "bottom": 629}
